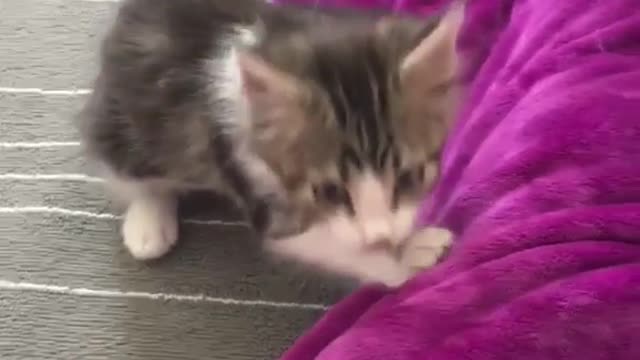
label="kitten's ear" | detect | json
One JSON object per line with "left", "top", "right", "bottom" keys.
{"left": 399, "top": 3, "right": 464, "bottom": 87}
{"left": 236, "top": 51, "right": 307, "bottom": 147}
{"left": 391, "top": 4, "right": 464, "bottom": 151}
{"left": 237, "top": 51, "right": 300, "bottom": 105}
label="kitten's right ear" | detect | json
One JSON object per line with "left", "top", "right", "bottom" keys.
{"left": 237, "top": 51, "right": 300, "bottom": 107}
{"left": 236, "top": 51, "right": 307, "bottom": 145}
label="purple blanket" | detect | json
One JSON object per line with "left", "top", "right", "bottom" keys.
{"left": 274, "top": 0, "right": 640, "bottom": 359}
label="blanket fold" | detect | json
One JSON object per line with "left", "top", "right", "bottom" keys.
{"left": 273, "top": 0, "right": 640, "bottom": 359}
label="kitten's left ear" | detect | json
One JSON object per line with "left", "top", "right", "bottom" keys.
{"left": 392, "top": 4, "right": 464, "bottom": 151}
{"left": 399, "top": 2, "right": 464, "bottom": 87}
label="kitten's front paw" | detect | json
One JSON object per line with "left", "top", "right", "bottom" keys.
{"left": 401, "top": 227, "right": 453, "bottom": 273}
{"left": 122, "top": 195, "right": 178, "bottom": 260}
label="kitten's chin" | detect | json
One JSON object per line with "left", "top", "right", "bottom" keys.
{"left": 264, "top": 221, "right": 413, "bottom": 287}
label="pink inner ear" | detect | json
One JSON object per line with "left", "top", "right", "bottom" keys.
{"left": 399, "top": 2, "right": 464, "bottom": 84}
{"left": 237, "top": 52, "right": 272, "bottom": 97}
{"left": 237, "top": 51, "right": 300, "bottom": 102}
{"left": 241, "top": 68, "right": 268, "bottom": 95}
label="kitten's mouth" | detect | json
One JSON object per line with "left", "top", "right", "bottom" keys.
{"left": 363, "top": 238, "right": 406, "bottom": 260}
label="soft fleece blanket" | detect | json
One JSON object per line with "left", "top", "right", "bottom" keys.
{"left": 274, "top": 0, "right": 640, "bottom": 359}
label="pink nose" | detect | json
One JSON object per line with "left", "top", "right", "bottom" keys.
{"left": 366, "top": 237, "right": 394, "bottom": 252}
{"left": 362, "top": 223, "right": 393, "bottom": 249}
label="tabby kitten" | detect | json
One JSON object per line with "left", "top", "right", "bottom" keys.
{"left": 78, "top": 0, "right": 462, "bottom": 286}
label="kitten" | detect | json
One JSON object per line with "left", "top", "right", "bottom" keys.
{"left": 78, "top": 0, "right": 462, "bottom": 286}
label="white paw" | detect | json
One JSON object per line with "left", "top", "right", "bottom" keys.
{"left": 122, "top": 195, "right": 178, "bottom": 260}
{"left": 373, "top": 265, "right": 413, "bottom": 288}
{"left": 401, "top": 227, "right": 453, "bottom": 272}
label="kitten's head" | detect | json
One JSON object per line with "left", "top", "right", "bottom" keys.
{"left": 231, "top": 4, "right": 462, "bottom": 275}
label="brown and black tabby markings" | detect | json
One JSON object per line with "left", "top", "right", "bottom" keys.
{"left": 78, "top": 0, "right": 461, "bottom": 285}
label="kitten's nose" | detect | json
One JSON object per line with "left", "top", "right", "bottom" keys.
{"left": 362, "top": 221, "right": 394, "bottom": 249}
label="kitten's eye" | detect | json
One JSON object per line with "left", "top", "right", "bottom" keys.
{"left": 415, "top": 165, "right": 425, "bottom": 182}
{"left": 313, "top": 182, "right": 353, "bottom": 211}
{"left": 392, "top": 166, "right": 423, "bottom": 208}
{"left": 396, "top": 166, "right": 424, "bottom": 190}
{"left": 428, "top": 149, "right": 442, "bottom": 162}
{"left": 314, "top": 183, "right": 340, "bottom": 203}
{"left": 396, "top": 170, "right": 415, "bottom": 190}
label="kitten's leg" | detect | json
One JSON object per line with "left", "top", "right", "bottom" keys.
{"left": 122, "top": 189, "right": 178, "bottom": 260}
{"left": 107, "top": 175, "right": 179, "bottom": 260}
{"left": 400, "top": 227, "right": 453, "bottom": 273}
{"left": 265, "top": 215, "right": 413, "bottom": 287}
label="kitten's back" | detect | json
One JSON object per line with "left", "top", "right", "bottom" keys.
{"left": 78, "top": 0, "right": 262, "bottom": 181}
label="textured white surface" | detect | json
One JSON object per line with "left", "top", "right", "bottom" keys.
{"left": 0, "top": 280, "right": 328, "bottom": 310}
